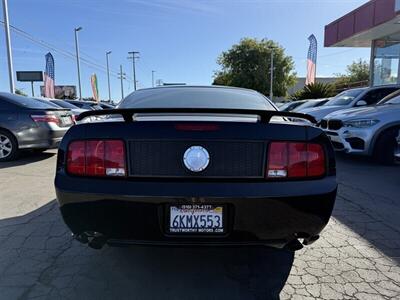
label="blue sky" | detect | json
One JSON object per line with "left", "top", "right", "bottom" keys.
{"left": 0, "top": 0, "right": 370, "bottom": 100}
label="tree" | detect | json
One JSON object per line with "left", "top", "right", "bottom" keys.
{"left": 213, "top": 38, "right": 297, "bottom": 97}
{"left": 335, "top": 59, "right": 369, "bottom": 87}
{"left": 290, "top": 82, "right": 336, "bottom": 100}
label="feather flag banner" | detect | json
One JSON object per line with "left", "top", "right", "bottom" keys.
{"left": 306, "top": 34, "right": 317, "bottom": 85}
{"left": 44, "top": 53, "right": 55, "bottom": 98}
{"left": 91, "top": 74, "right": 99, "bottom": 102}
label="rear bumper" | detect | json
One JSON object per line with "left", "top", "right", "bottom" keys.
{"left": 55, "top": 176, "right": 337, "bottom": 248}
{"left": 17, "top": 127, "right": 69, "bottom": 149}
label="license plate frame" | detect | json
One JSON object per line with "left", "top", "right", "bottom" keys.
{"left": 167, "top": 204, "right": 226, "bottom": 235}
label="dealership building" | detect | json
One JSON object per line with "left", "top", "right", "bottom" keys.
{"left": 325, "top": 0, "right": 400, "bottom": 87}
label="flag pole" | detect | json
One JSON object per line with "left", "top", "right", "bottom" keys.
{"left": 2, "top": 0, "right": 15, "bottom": 93}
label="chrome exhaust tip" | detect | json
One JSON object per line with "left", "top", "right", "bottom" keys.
{"left": 73, "top": 231, "right": 108, "bottom": 249}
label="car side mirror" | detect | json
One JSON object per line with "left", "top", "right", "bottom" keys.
{"left": 355, "top": 100, "right": 367, "bottom": 107}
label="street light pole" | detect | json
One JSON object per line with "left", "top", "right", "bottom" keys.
{"left": 152, "top": 70, "right": 155, "bottom": 88}
{"left": 128, "top": 51, "right": 139, "bottom": 91}
{"left": 106, "top": 51, "right": 112, "bottom": 101}
{"left": 270, "top": 49, "right": 274, "bottom": 102}
{"left": 2, "top": 0, "right": 15, "bottom": 93}
{"left": 74, "top": 27, "right": 83, "bottom": 100}
{"left": 118, "top": 65, "right": 126, "bottom": 100}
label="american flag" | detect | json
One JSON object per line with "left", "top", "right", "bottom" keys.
{"left": 306, "top": 34, "right": 317, "bottom": 85}
{"left": 44, "top": 52, "right": 55, "bottom": 98}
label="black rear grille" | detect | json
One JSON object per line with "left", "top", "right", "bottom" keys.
{"left": 128, "top": 140, "right": 266, "bottom": 178}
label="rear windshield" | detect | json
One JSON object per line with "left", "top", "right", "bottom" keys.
{"left": 118, "top": 87, "right": 275, "bottom": 111}
{"left": 0, "top": 93, "right": 58, "bottom": 109}
{"left": 326, "top": 89, "right": 364, "bottom": 106}
{"left": 51, "top": 100, "right": 79, "bottom": 109}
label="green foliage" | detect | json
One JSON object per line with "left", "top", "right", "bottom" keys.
{"left": 290, "top": 82, "right": 336, "bottom": 100}
{"left": 15, "top": 89, "right": 27, "bottom": 96}
{"left": 335, "top": 59, "right": 369, "bottom": 87}
{"left": 213, "top": 38, "right": 297, "bottom": 97}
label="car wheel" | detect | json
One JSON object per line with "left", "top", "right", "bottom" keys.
{"left": 373, "top": 127, "right": 399, "bottom": 165}
{"left": 0, "top": 130, "right": 19, "bottom": 162}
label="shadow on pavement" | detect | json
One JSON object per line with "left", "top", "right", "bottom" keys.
{"left": 333, "top": 153, "right": 400, "bottom": 263}
{"left": 0, "top": 150, "right": 56, "bottom": 169}
{"left": 0, "top": 200, "right": 294, "bottom": 300}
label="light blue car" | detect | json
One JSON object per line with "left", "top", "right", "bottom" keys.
{"left": 320, "top": 91, "right": 400, "bottom": 165}
{"left": 304, "top": 85, "right": 400, "bottom": 122}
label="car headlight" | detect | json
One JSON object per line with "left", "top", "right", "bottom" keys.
{"left": 343, "top": 119, "right": 379, "bottom": 128}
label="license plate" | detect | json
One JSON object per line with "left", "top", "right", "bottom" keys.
{"left": 169, "top": 204, "right": 224, "bottom": 234}
{"left": 61, "top": 116, "right": 72, "bottom": 125}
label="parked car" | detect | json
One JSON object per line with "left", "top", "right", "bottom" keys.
{"left": 64, "top": 100, "right": 103, "bottom": 111}
{"left": 279, "top": 100, "right": 308, "bottom": 111}
{"left": 98, "top": 102, "right": 115, "bottom": 109}
{"left": 55, "top": 86, "right": 337, "bottom": 251}
{"left": 293, "top": 98, "right": 329, "bottom": 112}
{"left": 35, "top": 98, "right": 87, "bottom": 121}
{"left": 48, "top": 99, "right": 87, "bottom": 118}
{"left": 0, "top": 93, "right": 74, "bottom": 161}
{"left": 304, "top": 85, "right": 400, "bottom": 121}
{"left": 320, "top": 90, "right": 400, "bottom": 165}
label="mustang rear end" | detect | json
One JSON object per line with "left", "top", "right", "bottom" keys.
{"left": 55, "top": 86, "right": 337, "bottom": 250}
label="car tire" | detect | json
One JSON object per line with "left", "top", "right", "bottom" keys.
{"left": 373, "top": 127, "right": 399, "bottom": 165}
{"left": 0, "top": 129, "right": 19, "bottom": 162}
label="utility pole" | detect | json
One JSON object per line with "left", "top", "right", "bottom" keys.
{"left": 106, "top": 51, "right": 112, "bottom": 101}
{"left": 118, "top": 65, "right": 126, "bottom": 100}
{"left": 270, "top": 49, "right": 274, "bottom": 102}
{"left": 2, "top": 0, "right": 15, "bottom": 93}
{"left": 74, "top": 27, "right": 83, "bottom": 100}
{"left": 128, "top": 51, "right": 139, "bottom": 91}
{"left": 152, "top": 70, "right": 155, "bottom": 88}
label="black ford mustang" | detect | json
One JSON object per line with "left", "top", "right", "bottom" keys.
{"left": 55, "top": 86, "right": 337, "bottom": 250}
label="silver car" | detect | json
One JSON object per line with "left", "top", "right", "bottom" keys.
{"left": 304, "top": 85, "right": 400, "bottom": 121}
{"left": 0, "top": 93, "right": 74, "bottom": 161}
{"left": 320, "top": 91, "right": 400, "bottom": 165}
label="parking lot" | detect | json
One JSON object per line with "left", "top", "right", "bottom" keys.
{"left": 0, "top": 150, "right": 399, "bottom": 299}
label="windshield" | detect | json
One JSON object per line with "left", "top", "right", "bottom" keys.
{"left": 292, "top": 100, "right": 326, "bottom": 111}
{"left": 326, "top": 89, "right": 364, "bottom": 106}
{"left": 92, "top": 105, "right": 103, "bottom": 110}
{"left": 378, "top": 94, "right": 400, "bottom": 105}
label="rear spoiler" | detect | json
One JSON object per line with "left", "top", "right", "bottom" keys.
{"left": 76, "top": 108, "right": 317, "bottom": 124}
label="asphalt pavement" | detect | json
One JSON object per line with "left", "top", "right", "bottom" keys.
{"left": 0, "top": 150, "right": 399, "bottom": 299}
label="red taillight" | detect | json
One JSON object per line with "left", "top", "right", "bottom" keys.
{"left": 67, "top": 141, "right": 85, "bottom": 175}
{"left": 104, "top": 140, "right": 126, "bottom": 176}
{"left": 67, "top": 140, "right": 126, "bottom": 177}
{"left": 31, "top": 114, "right": 61, "bottom": 125}
{"left": 307, "top": 143, "right": 325, "bottom": 177}
{"left": 86, "top": 141, "right": 105, "bottom": 176}
{"left": 267, "top": 142, "right": 325, "bottom": 179}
